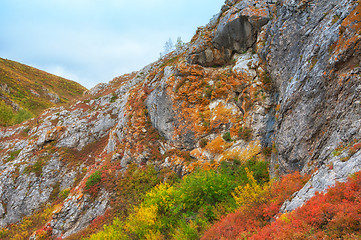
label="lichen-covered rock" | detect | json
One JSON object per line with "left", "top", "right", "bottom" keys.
{"left": 260, "top": 0, "right": 361, "bottom": 175}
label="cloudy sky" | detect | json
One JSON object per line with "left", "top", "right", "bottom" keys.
{"left": 0, "top": 0, "right": 224, "bottom": 89}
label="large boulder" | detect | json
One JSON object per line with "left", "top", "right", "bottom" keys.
{"left": 187, "top": 0, "right": 271, "bottom": 67}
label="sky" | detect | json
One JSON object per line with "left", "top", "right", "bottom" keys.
{"left": 0, "top": 0, "right": 224, "bottom": 89}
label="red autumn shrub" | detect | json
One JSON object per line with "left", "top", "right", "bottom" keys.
{"left": 202, "top": 171, "right": 309, "bottom": 240}
{"left": 252, "top": 171, "right": 361, "bottom": 240}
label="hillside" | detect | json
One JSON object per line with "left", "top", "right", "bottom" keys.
{"left": 0, "top": 0, "right": 360, "bottom": 239}
{"left": 0, "top": 58, "right": 87, "bottom": 126}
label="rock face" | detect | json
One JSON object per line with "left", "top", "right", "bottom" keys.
{"left": 0, "top": 0, "right": 361, "bottom": 238}
{"left": 146, "top": 67, "right": 177, "bottom": 145}
{"left": 260, "top": 0, "right": 361, "bottom": 175}
{"left": 51, "top": 191, "right": 110, "bottom": 238}
{"left": 256, "top": 0, "right": 361, "bottom": 210}
{"left": 187, "top": 0, "right": 271, "bottom": 67}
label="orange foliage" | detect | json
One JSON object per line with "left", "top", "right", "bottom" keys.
{"left": 205, "top": 135, "right": 226, "bottom": 154}
{"left": 187, "top": 160, "right": 220, "bottom": 172}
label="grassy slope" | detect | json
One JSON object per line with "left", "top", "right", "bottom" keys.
{"left": 0, "top": 58, "right": 87, "bottom": 126}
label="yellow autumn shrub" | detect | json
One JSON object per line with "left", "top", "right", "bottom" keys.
{"left": 88, "top": 218, "right": 127, "bottom": 240}
{"left": 126, "top": 182, "right": 175, "bottom": 238}
{"left": 126, "top": 204, "right": 158, "bottom": 238}
{"left": 232, "top": 167, "right": 271, "bottom": 207}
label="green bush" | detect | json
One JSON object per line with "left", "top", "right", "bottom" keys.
{"left": 219, "top": 159, "right": 269, "bottom": 185}
{"left": 85, "top": 171, "right": 102, "bottom": 189}
{"left": 175, "top": 169, "right": 237, "bottom": 219}
{"left": 222, "top": 132, "right": 232, "bottom": 142}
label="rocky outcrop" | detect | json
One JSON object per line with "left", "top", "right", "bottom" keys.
{"left": 260, "top": 0, "right": 361, "bottom": 175}
{"left": 187, "top": 0, "right": 271, "bottom": 67}
{"left": 0, "top": 155, "right": 75, "bottom": 228}
{"left": 51, "top": 191, "right": 110, "bottom": 238}
{"left": 0, "top": 85, "right": 129, "bottom": 236}
{"left": 146, "top": 67, "right": 178, "bottom": 145}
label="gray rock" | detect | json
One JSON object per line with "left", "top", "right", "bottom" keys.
{"left": 233, "top": 52, "right": 260, "bottom": 78}
{"left": 146, "top": 76, "right": 176, "bottom": 143}
{"left": 260, "top": 0, "right": 361, "bottom": 174}
{"left": 281, "top": 150, "right": 361, "bottom": 212}
{"left": 0, "top": 156, "right": 65, "bottom": 227}
{"left": 51, "top": 191, "right": 110, "bottom": 238}
{"left": 213, "top": 10, "right": 254, "bottom": 52}
{"left": 187, "top": 0, "right": 270, "bottom": 67}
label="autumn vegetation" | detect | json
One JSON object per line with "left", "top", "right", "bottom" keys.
{"left": 87, "top": 159, "right": 270, "bottom": 240}
{"left": 83, "top": 155, "right": 361, "bottom": 240}
{"left": 0, "top": 58, "right": 86, "bottom": 127}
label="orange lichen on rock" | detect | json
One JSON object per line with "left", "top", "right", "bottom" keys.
{"left": 186, "top": 160, "right": 219, "bottom": 172}
{"left": 220, "top": 140, "right": 262, "bottom": 162}
{"left": 332, "top": 2, "right": 361, "bottom": 56}
{"left": 205, "top": 135, "right": 226, "bottom": 154}
{"left": 242, "top": 6, "right": 268, "bottom": 19}
{"left": 176, "top": 63, "right": 204, "bottom": 76}
{"left": 341, "top": 2, "right": 361, "bottom": 31}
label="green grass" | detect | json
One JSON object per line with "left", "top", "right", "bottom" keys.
{"left": 6, "top": 149, "right": 21, "bottom": 162}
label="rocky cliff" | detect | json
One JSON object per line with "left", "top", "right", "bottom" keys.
{"left": 0, "top": 0, "right": 360, "bottom": 238}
